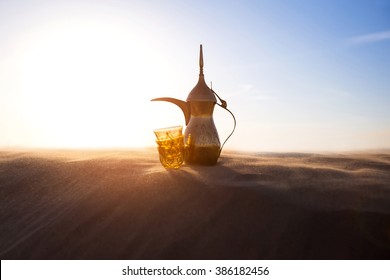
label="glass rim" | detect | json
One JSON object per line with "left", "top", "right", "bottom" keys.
{"left": 153, "top": 125, "right": 183, "bottom": 133}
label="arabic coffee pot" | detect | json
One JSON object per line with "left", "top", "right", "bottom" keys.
{"left": 152, "top": 45, "right": 235, "bottom": 165}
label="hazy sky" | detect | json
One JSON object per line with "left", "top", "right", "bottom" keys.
{"left": 1, "top": 0, "right": 389, "bottom": 151}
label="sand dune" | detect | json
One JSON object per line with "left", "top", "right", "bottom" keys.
{"left": 0, "top": 149, "right": 389, "bottom": 259}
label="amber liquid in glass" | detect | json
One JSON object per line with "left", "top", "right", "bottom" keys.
{"left": 156, "top": 135, "right": 185, "bottom": 169}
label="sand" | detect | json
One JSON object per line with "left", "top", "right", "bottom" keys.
{"left": 0, "top": 149, "right": 389, "bottom": 259}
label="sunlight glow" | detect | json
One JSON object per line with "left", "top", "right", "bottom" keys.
{"left": 5, "top": 17, "right": 177, "bottom": 148}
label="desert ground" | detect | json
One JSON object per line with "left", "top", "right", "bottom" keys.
{"left": 0, "top": 149, "right": 389, "bottom": 259}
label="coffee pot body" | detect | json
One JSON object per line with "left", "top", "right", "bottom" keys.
{"left": 152, "top": 97, "right": 221, "bottom": 165}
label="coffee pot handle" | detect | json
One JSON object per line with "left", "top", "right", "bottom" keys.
{"left": 211, "top": 88, "right": 236, "bottom": 155}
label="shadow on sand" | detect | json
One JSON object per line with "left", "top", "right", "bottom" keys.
{"left": 0, "top": 151, "right": 389, "bottom": 259}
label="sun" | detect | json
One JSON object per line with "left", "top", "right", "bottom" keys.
{"left": 9, "top": 17, "right": 178, "bottom": 148}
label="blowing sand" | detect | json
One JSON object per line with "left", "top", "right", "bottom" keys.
{"left": 0, "top": 149, "right": 389, "bottom": 259}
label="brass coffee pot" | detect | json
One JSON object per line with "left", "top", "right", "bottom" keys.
{"left": 152, "top": 45, "right": 235, "bottom": 165}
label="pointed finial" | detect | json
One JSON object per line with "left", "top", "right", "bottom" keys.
{"left": 199, "top": 44, "right": 204, "bottom": 76}
{"left": 187, "top": 44, "right": 217, "bottom": 102}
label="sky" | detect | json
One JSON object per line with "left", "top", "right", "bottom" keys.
{"left": 0, "top": 0, "right": 389, "bottom": 152}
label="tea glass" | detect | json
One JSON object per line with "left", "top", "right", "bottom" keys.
{"left": 154, "top": 126, "right": 185, "bottom": 169}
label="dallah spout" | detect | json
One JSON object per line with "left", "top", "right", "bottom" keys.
{"left": 151, "top": 97, "right": 191, "bottom": 125}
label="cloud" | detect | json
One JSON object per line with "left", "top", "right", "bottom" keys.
{"left": 252, "top": 94, "right": 278, "bottom": 101}
{"left": 236, "top": 84, "right": 278, "bottom": 101}
{"left": 239, "top": 84, "right": 254, "bottom": 92}
{"left": 347, "top": 30, "right": 390, "bottom": 45}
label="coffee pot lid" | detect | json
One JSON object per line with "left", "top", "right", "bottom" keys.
{"left": 186, "top": 45, "right": 217, "bottom": 102}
